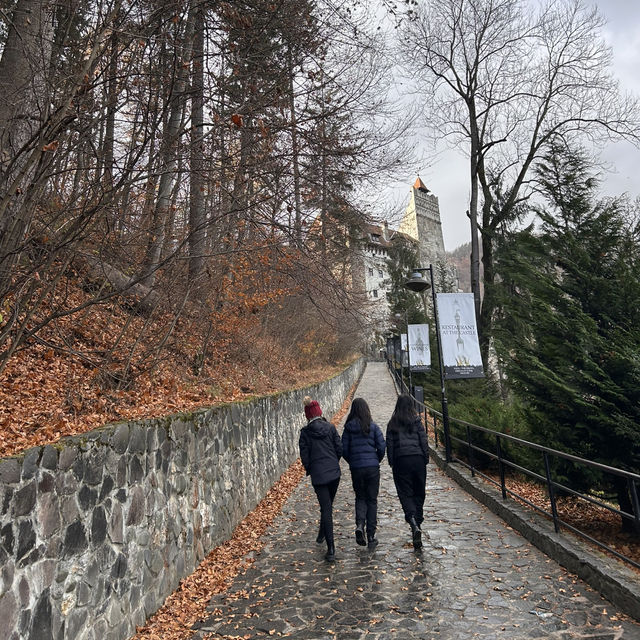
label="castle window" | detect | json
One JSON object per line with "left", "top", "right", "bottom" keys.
{"left": 378, "top": 269, "right": 384, "bottom": 277}
{"left": 370, "top": 233, "right": 381, "bottom": 243}
{"left": 372, "top": 289, "right": 378, "bottom": 298}
{"left": 368, "top": 268, "right": 374, "bottom": 276}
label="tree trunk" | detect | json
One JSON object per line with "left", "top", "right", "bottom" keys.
{"left": 103, "top": 28, "right": 119, "bottom": 194}
{"left": 468, "top": 107, "right": 482, "bottom": 329}
{"left": 0, "top": 0, "right": 55, "bottom": 297}
{"left": 137, "top": 12, "right": 194, "bottom": 289}
{"left": 188, "top": 3, "right": 206, "bottom": 285}
{"left": 84, "top": 255, "right": 160, "bottom": 315}
{"left": 613, "top": 476, "right": 639, "bottom": 536}
{"left": 479, "top": 224, "right": 494, "bottom": 368}
{"left": 319, "top": 92, "right": 328, "bottom": 259}
{"left": 287, "top": 45, "right": 303, "bottom": 247}
{"left": 227, "top": 124, "right": 252, "bottom": 250}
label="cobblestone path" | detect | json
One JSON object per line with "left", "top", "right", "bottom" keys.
{"left": 192, "top": 362, "right": 640, "bottom": 639}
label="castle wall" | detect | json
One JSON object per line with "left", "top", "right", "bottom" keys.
{"left": 413, "top": 189, "right": 446, "bottom": 266}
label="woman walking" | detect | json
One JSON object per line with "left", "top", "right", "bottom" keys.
{"left": 386, "top": 394, "right": 429, "bottom": 550}
{"left": 342, "top": 398, "right": 385, "bottom": 549}
{"left": 299, "top": 396, "right": 342, "bottom": 561}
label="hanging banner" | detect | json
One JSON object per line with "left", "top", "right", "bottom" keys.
{"left": 408, "top": 323, "right": 431, "bottom": 372}
{"left": 393, "top": 335, "right": 402, "bottom": 365}
{"left": 400, "top": 333, "right": 409, "bottom": 367}
{"left": 386, "top": 337, "right": 394, "bottom": 362}
{"left": 436, "top": 293, "right": 484, "bottom": 379}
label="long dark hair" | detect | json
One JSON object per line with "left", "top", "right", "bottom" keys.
{"left": 345, "top": 397, "right": 372, "bottom": 435}
{"left": 387, "top": 394, "right": 418, "bottom": 432}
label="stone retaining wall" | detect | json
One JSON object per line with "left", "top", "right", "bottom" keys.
{"left": 0, "top": 358, "right": 365, "bottom": 640}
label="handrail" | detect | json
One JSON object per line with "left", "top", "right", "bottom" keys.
{"left": 449, "top": 416, "right": 640, "bottom": 481}
{"left": 384, "top": 356, "right": 640, "bottom": 570}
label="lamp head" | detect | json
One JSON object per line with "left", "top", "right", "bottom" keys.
{"left": 405, "top": 271, "right": 431, "bottom": 293}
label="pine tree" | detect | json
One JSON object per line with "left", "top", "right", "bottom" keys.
{"left": 493, "top": 142, "right": 640, "bottom": 529}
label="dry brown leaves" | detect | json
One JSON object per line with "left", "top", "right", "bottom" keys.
{"left": 131, "top": 383, "right": 357, "bottom": 640}
{"left": 131, "top": 459, "right": 305, "bottom": 640}
{"left": 0, "top": 326, "right": 349, "bottom": 459}
{"left": 481, "top": 471, "right": 640, "bottom": 573}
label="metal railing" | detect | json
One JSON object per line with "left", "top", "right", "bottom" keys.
{"left": 385, "top": 358, "right": 640, "bottom": 570}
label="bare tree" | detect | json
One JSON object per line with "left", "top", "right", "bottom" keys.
{"left": 0, "top": 0, "right": 56, "bottom": 297}
{"left": 137, "top": 3, "right": 194, "bottom": 289}
{"left": 0, "top": 0, "right": 414, "bottom": 381}
{"left": 400, "top": 0, "right": 640, "bottom": 360}
{"left": 188, "top": 0, "right": 206, "bottom": 285}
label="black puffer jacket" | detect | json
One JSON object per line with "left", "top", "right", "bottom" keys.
{"left": 299, "top": 417, "right": 342, "bottom": 485}
{"left": 386, "top": 417, "right": 429, "bottom": 468}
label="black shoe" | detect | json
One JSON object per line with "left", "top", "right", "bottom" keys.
{"left": 409, "top": 516, "right": 422, "bottom": 550}
{"left": 367, "top": 536, "right": 378, "bottom": 550}
{"left": 316, "top": 525, "right": 325, "bottom": 544}
{"left": 355, "top": 523, "right": 366, "bottom": 546}
{"left": 325, "top": 544, "right": 335, "bottom": 561}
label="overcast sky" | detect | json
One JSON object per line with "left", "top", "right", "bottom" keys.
{"left": 388, "top": 0, "right": 640, "bottom": 252}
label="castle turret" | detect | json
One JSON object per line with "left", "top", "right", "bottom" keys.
{"left": 399, "top": 177, "right": 446, "bottom": 266}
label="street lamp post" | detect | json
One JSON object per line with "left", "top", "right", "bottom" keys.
{"left": 405, "top": 265, "right": 453, "bottom": 463}
{"left": 398, "top": 331, "right": 405, "bottom": 392}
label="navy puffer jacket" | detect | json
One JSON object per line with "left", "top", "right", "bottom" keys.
{"left": 341, "top": 418, "right": 386, "bottom": 469}
{"left": 299, "top": 417, "right": 342, "bottom": 485}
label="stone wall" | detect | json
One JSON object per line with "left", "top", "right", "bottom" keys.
{"left": 0, "top": 358, "right": 365, "bottom": 640}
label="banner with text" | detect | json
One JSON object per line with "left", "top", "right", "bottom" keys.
{"left": 436, "top": 293, "right": 484, "bottom": 379}
{"left": 408, "top": 324, "right": 431, "bottom": 372}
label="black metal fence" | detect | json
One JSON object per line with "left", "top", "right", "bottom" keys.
{"left": 386, "top": 358, "right": 640, "bottom": 570}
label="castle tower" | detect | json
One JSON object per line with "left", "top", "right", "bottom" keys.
{"left": 398, "top": 177, "right": 446, "bottom": 267}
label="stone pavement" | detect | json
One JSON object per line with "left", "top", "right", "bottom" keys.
{"left": 192, "top": 362, "right": 640, "bottom": 639}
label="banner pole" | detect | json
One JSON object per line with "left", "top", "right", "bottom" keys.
{"left": 429, "top": 265, "right": 453, "bottom": 463}
{"left": 406, "top": 309, "right": 412, "bottom": 395}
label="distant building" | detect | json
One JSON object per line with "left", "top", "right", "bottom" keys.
{"left": 399, "top": 177, "right": 446, "bottom": 266}
{"left": 358, "top": 221, "right": 392, "bottom": 302}
{"left": 353, "top": 221, "right": 396, "bottom": 342}
{"left": 307, "top": 178, "right": 456, "bottom": 353}
{"left": 399, "top": 177, "right": 458, "bottom": 292}
{"left": 353, "top": 179, "right": 456, "bottom": 351}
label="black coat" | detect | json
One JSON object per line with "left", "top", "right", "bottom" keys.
{"left": 299, "top": 417, "right": 342, "bottom": 485}
{"left": 386, "top": 417, "right": 429, "bottom": 468}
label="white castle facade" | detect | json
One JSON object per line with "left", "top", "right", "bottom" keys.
{"left": 357, "top": 178, "right": 457, "bottom": 350}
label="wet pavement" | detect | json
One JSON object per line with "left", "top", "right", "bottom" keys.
{"left": 192, "top": 362, "right": 640, "bottom": 639}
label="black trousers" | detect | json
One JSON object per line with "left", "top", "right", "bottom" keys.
{"left": 392, "top": 455, "right": 427, "bottom": 525}
{"left": 349, "top": 466, "right": 380, "bottom": 534}
{"left": 313, "top": 477, "right": 340, "bottom": 544}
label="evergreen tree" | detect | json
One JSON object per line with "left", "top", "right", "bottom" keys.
{"left": 385, "top": 234, "right": 424, "bottom": 324}
{"left": 493, "top": 142, "right": 640, "bottom": 528}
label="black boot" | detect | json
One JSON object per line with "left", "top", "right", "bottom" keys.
{"left": 409, "top": 516, "right": 422, "bottom": 550}
{"left": 316, "top": 524, "right": 325, "bottom": 544}
{"left": 355, "top": 522, "right": 366, "bottom": 546}
{"left": 325, "top": 542, "right": 335, "bottom": 561}
{"left": 367, "top": 529, "right": 378, "bottom": 550}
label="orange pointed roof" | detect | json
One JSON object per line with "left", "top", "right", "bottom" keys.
{"left": 413, "top": 177, "right": 430, "bottom": 193}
